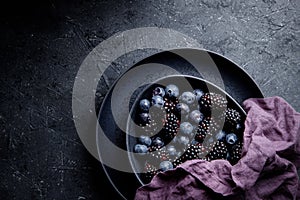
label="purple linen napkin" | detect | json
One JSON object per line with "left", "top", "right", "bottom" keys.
{"left": 135, "top": 97, "right": 300, "bottom": 200}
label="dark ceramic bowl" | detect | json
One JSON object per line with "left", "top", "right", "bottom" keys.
{"left": 97, "top": 48, "right": 264, "bottom": 199}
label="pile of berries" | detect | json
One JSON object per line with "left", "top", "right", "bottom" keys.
{"left": 133, "top": 83, "right": 244, "bottom": 183}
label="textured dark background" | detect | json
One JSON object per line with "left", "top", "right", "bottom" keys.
{"left": 0, "top": 0, "right": 299, "bottom": 199}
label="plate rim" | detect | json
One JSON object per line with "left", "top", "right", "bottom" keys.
{"left": 96, "top": 47, "right": 264, "bottom": 199}
{"left": 167, "top": 47, "right": 265, "bottom": 98}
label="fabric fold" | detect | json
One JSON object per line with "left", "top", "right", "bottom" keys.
{"left": 135, "top": 97, "right": 300, "bottom": 200}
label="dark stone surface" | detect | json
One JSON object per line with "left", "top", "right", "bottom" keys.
{"left": 0, "top": 0, "right": 299, "bottom": 199}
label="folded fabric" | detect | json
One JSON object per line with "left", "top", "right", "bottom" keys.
{"left": 135, "top": 97, "right": 300, "bottom": 200}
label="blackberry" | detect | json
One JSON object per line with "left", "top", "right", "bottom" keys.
{"left": 173, "top": 155, "right": 184, "bottom": 167}
{"left": 230, "top": 141, "right": 243, "bottom": 165}
{"left": 164, "top": 97, "right": 179, "bottom": 114}
{"left": 205, "top": 141, "right": 228, "bottom": 160}
{"left": 163, "top": 113, "right": 180, "bottom": 139}
{"left": 194, "top": 116, "right": 220, "bottom": 143}
{"left": 201, "top": 157, "right": 211, "bottom": 162}
{"left": 143, "top": 162, "right": 158, "bottom": 182}
{"left": 149, "top": 105, "right": 166, "bottom": 120}
{"left": 173, "top": 144, "right": 205, "bottom": 167}
{"left": 197, "top": 145, "right": 210, "bottom": 158}
{"left": 149, "top": 147, "right": 170, "bottom": 161}
{"left": 141, "top": 118, "right": 160, "bottom": 135}
{"left": 182, "top": 144, "right": 202, "bottom": 160}
{"left": 194, "top": 130, "right": 206, "bottom": 143}
{"left": 199, "top": 93, "right": 228, "bottom": 113}
{"left": 225, "top": 108, "right": 242, "bottom": 130}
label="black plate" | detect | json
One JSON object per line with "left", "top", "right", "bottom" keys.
{"left": 126, "top": 75, "right": 247, "bottom": 185}
{"left": 96, "top": 48, "right": 264, "bottom": 200}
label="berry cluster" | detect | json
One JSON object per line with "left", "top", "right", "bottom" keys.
{"left": 195, "top": 116, "right": 220, "bottom": 143}
{"left": 133, "top": 84, "right": 244, "bottom": 183}
{"left": 199, "top": 92, "right": 228, "bottom": 114}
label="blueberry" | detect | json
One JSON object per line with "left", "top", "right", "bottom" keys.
{"left": 139, "top": 99, "right": 151, "bottom": 112}
{"left": 215, "top": 130, "right": 226, "bottom": 141}
{"left": 165, "top": 84, "right": 179, "bottom": 98}
{"left": 193, "top": 89, "right": 204, "bottom": 101}
{"left": 139, "top": 113, "right": 150, "bottom": 124}
{"left": 226, "top": 152, "right": 231, "bottom": 160}
{"left": 236, "top": 123, "right": 243, "bottom": 130}
{"left": 134, "top": 144, "right": 148, "bottom": 155}
{"left": 176, "top": 103, "right": 190, "bottom": 115}
{"left": 191, "top": 139, "right": 200, "bottom": 145}
{"left": 151, "top": 95, "right": 165, "bottom": 108}
{"left": 153, "top": 87, "right": 165, "bottom": 97}
{"left": 226, "top": 133, "right": 238, "bottom": 145}
{"left": 176, "top": 151, "right": 182, "bottom": 157}
{"left": 159, "top": 161, "right": 173, "bottom": 172}
{"left": 189, "top": 110, "right": 204, "bottom": 124}
{"left": 180, "top": 91, "right": 196, "bottom": 104}
{"left": 177, "top": 135, "right": 190, "bottom": 146}
{"left": 166, "top": 145, "right": 177, "bottom": 156}
{"left": 138, "top": 135, "right": 152, "bottom": 146}
{"left": 171, "top": 136, "right": 178, "bottom": 144}
{"left": 180, "top": 122, "right": 194, "bottom": 135}
{"left": 152, "top": 137, "right": 164, "bottom": 147}
{"left": 207, "top": 137, "right": 214, "bottom": 144}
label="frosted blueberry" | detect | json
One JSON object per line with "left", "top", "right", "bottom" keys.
{"left": 138, "top": 135, "right": 152, "bottom": 146}
{"left": 226, "top": 152, "right": 231, "bottom": 160}
{"left": 159, "top": 161, "right": 173, "bottom": 172}
{"left": 171, "top": 136, "right": 178, "bottom": 144}
{"left": 166, "top": 145, "right": 177, "bottom": 156}
{"left": 153, "top": 87, "right": 165, "bottom": 97}
{"left": 191, "top": 139, "right": 200, "bottom": 145}
{"left": 177, "top": 135, "right": 190, "bottom": 146}
{"left": 165, "top": 84, "right": 179, "bottom": 98}
{"left": 151, "top": 95, "right": 165, "bottom": 108}
{"left": 215, "top": 130, "right": 226, "bottom": 141}
{"left": 193, "top": 89, "right": 204, "bottom": 101}
{"left": 236, "top": 123, "right": 242, "bottom": 130}
{"left": 152, "top": 137, "right": 164, "bottom": 147}
{"left": 180, "top": 122, "right": 194, "bottom": 135}
{"left": 189, "top": 110, "right": 204, "bottom": 124}
{"left": 134, "top": 144, "right": 148, "bottom": 155}
{"left": 139, "top": 99, "right": 151, "bottom": 112}
{"left": 226, "top": 133, "right": 238, "bottom": 145}
{"left": 207, "top": 137, "right": 214, "bottom": 144}
{"left": 180, "top": 91, "right": 196, "bottom": 104}
{"left": 139, "top": 113, "right": 150, "bottom": 124}
{"left": 176, "top": 103, "right": 190, "bottom": 115}
{"left": 176, "top": 151, "right": 182, "bottom": 157}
